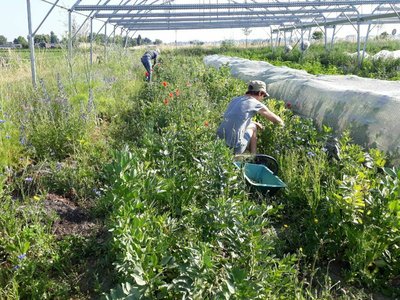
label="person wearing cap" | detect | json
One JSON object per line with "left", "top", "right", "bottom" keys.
{"left": 141, "top": 48, "right": 160, "bottom": 82}
{"left": 217, "top": 80, "right": 284, "bottom": 155}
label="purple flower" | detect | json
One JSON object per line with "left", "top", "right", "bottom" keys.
{"left": 6, "top": 135, "right": 10, "bottom": 139}
{"left": 18, "top": 253, "right": 26, "bottom": 260}
{"left": 13, "top": 265, "right": 20, "bottom": 270}
{"left": 25, "top": 177, "right": 33, "bottom": 182}
{"left": 93, "top": 188, "right": 101, "bottom": 197}
{"left": 307, "top": 151, "right": 316, "bottom": 157}
{"left": 0, "top": 119, "right": 5, "bottom": 124}
{"left": 56, "top": 162, "right": 62, "bottom": 171}
{"left": 19, "top": 136, "right": 26, "bottom": 145}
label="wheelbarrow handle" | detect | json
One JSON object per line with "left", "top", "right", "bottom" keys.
{"left": 252, "top": 154, "right": 279, "bottom": 175}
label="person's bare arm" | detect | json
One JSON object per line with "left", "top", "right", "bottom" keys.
{"left": 258, "top": 107, "right": 284, "bottom": 126}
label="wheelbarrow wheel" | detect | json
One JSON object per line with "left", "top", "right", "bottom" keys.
{"left": 252, "top": 154, "right": 279, "bottom": 175}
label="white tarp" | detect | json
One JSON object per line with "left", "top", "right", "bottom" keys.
{"left": 346, "top": 50, "right": 400, "bottom": 60}
{"left": 204, "top": 55, "right": 400, "bottom": 161}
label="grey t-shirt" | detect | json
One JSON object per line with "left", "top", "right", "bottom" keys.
{"left": 217, "top": 95, "right": 267, "bottom": 149}
{"left": 142, "top": 50, "right": 159, "bottom": 61}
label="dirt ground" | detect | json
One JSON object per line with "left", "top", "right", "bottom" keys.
{"left": 44, "top": 194, "right": 100, "bottom": 237}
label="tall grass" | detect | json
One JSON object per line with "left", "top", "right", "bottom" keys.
{"left": 0, "top": 44, "right": 399, "bottom": 299}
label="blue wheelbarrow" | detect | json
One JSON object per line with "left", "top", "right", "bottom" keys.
{"left": 234, "top": 154, "right": 286, "bottom": 196}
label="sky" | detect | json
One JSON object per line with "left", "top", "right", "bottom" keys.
{"left": 0, "top": 1, "right": 398, "bottom": 44}
{"left": 0, "top": 0, "right": 270, "bottom": 43}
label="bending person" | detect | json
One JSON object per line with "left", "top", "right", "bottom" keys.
{"left": 141, "top": 48, "right": 160, "bottom": 82}
{"left": 217, "top": 80, "right": 284, "bottom": 155}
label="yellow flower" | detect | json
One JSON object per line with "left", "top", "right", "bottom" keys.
{"left": 33, "top": 195, "right": 40, "bottom": 201}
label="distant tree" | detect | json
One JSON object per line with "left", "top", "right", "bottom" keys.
{"left": 13, "top": 36, "right": 28, "bottom": 48}
{"left": 137, "top": 34, "right": 142, "bottom": 46}
{"left": 220, "top": 39, "right": 235, "bottom": 50}
{"left": 154, "top": 39, "right": 162, "bottom": 45}
{"left": 34, "top": 34, "right": 50, "bottom": 44}
{"left": 113, "top": 35, "right": 123, "bottom": 46}
{"left": 380, "top": 31, "right": 389, "bottom": 39}
{"left": 143, "top": 37, "right": 152, "bottom": 45}
{"left": 50, "top": 31, "right": 59, "bottom": 44}
{"left": 242, "top": 28, "right": 252, "bottom": 48}
{"left": 312, "top": 31, "right": 323, "bottom": 40}
{"left": 130, "top": 38, "right": 137, "bottom": 47}
{"left": 91, "top": 33, "right": 106, "bottom": 44}
{"left": 0, "top": 35, "right": 7, "bottom": 45}
{"left": 124, "top": 36, "right": 137, "bottom": 47}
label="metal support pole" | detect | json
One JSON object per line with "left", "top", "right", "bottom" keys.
{"left": 90, "top": 17, "right": 93, "bottom": 65}
{"left": 275, "top": 31, "right": 279, "bottom": 47}
{"left": 72, "top": 0, "right": 101, "bottom": 41}
{"left": 356, "top": 21, "right": 361, "bottom": 67}
{"left": 124, "top": 30, "right": 129, "bottom": 48}
{"left": 301, "top": 28, "right": 304, "bottom": 49}
{"left": 361, "top": 23, "right": 372, "bottom": 65}
{"left": 284, "top": 31, "right": 287, "bottom": 47}
{"left": 26, "top": 0, "right": 37, "bottom": 88}
{"left": 331, "top": 25, "right": 336, "bottom": 49}
{"left": 68, "top": 10, "right": 72, "bottom": 60}
{"left": 32, "top": 0, "right": 60, "bottom": 36}
{"left": 104, "top": 23, "right": 107, "bottom": 62}
{"left": 324, "top": 26, "right": 328, "bottom": 50}
{"left": 270, "top": 27, "right": 273, "bottom": 48}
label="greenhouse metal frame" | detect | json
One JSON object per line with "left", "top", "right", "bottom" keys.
{"left": 26, "top": 0, "right": 400, "bottom": 86}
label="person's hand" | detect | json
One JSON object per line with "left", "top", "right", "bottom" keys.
{"left": 254, "top": 121, "right": 264, "bottom": 131}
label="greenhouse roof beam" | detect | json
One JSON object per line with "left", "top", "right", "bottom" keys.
{"left": 123, "top": 20, "right": 331, "bottom": 30}
{"left": 273, "top": 11, "right": 400, "bottom": 32}
{"left": 110, "top": 15, "right": 323, "bottom": 24}
{"left": 74, "top": 1, "right": 399, "bottom": 12}
{"left": 95, "top": 8, "right": 353, "bottom": 18}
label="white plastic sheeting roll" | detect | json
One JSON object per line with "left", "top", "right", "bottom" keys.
{"left": 204, "top": 55, "right": 400, "bottom": 161}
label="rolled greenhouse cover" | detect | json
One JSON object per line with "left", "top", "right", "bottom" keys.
{"left": 204, "top": 55, "right": 400, "bottom": 161}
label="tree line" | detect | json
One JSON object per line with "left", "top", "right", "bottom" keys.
{"left": 0, "top": 32, "right": 162, "bottom": 49}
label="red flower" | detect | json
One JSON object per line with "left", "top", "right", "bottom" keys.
{"left": 285, "top": 102, "right": 292, "bottom": 109}
{"left": 162, "top": 81, "right": 168, "bottom": 87}
{"left": 145, "top": 71, "right": 149, "bottom": 77}
{"left": 175, "top": 89, "right": 180, "bottom": 97}
{"left": 169, "top": 92, "right": 174, "bottom": 98}
{"left": 204, "top": 121, "right": 209, "bottom": 127}
{"left": 163, "top": 98, "right": 169, "bottom": 105}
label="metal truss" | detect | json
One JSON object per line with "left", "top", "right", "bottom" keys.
{"left": 71, "top": 0, "right": 400, "bottom": 31}
{"left": 25, "top": 0, "right": 400, "bottom": 87}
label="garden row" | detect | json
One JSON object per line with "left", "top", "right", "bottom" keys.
{"left": 181, "top": 40, "right": 400, "bottom": 80}
{"left": 0, "top": 46, "right": 399, "bottom": 299}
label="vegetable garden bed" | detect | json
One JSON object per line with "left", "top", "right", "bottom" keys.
{"left": 0, "top": 45, "right": 399, "bottom": 299}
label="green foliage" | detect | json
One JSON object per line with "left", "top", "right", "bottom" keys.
{"left": 181, "top": 41, "right": 400, "bottom": 80}
{"left": 312, "top": 31, "right": 324, "bottom": 41}
{"left": 19, "top": 78, "right": 95, "bottom": 161}
{"left": 34, "top": 34, "right": 50, "bottom": 44}
{"left": 1, "top": 43, "right": 400, "bottom": 299}
{"left": 0, "top": 35, "right": 7, "bottom": 45}
{"left": 0, "top": 196, "right": 70, "bottom": 299}
{"left": 13, "top": 36, "right": 28, "bottom": 48}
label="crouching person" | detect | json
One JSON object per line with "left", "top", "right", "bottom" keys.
{"left": 217, "top": 80, "right": 284, "bottom": 154}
